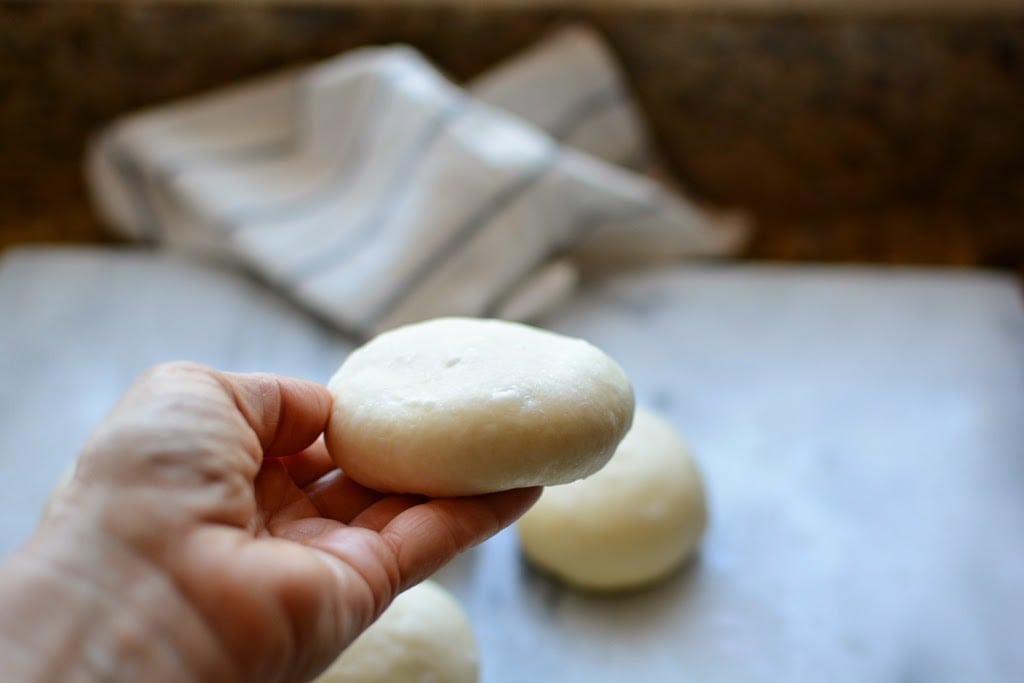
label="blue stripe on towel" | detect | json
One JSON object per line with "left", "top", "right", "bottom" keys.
{"left": 364, "top": 142, "right": 562, "bottom": 328}
{"left": 287, "top": 94, "right": 469, "bottom": 278}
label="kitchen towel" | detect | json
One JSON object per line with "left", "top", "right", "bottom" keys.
{"left": 87, "top": 26, "right": 747, "bottom": 338}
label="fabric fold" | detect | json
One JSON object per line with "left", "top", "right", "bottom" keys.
{"left": 87, "top": 26, "right": 748, "bottom": 337}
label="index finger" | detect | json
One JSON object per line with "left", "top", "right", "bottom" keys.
{"left": 381, "top": 486, "right": 542, "bottom": 588}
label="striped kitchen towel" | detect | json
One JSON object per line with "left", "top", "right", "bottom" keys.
{"left": 87, "top": 26, "right": 747, "bottom": 338}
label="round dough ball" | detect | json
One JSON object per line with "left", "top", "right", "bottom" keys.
{"left": 314, "top": 580, "right": 478, "bottom": 683}
{"left": 517, "top": 408, "right": 708, "bottom": 591}
{"left": 326, "top": 317, "right": 634, "bottom": 496}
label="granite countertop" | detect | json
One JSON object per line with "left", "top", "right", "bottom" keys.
{"left": 1, "top": 246, "right": 1022, "bottom": 681}
{"left": 2, "top": 2, "right": 1023, "bottom": 270}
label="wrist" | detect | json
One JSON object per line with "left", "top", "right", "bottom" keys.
{"left": 0, "top": 519, "right": 237, "bottom": 683}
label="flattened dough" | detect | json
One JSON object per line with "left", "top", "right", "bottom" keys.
{"left": 313, "top": 580, "right": 478, "bottom": 683}
{"left": 517, "top": 408, "right": 708, "bottom": 591}
{"left": 326, "top": 317, "right": 634, "bottom": 496}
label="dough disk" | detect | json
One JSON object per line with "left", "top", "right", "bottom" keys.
{"left": 313, "top": 580, "right": 478, "bottom": 683}
{"left": 517, "top": 408, "right": 708, "bottom": 591}
{"left": 326, "top": 317, "right": 634, "bottom": 496}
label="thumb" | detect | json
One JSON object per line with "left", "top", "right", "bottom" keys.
{"left": 218, "top": 369, "right": 333, "bottom": 458}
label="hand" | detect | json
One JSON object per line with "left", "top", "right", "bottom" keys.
{"left": 0, "top": 362, "right": 539, "bottom": 683}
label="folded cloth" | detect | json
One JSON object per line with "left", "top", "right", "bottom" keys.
{"left": 87, "top": 26, "right": 747, "bottom": 337}
{"left": 468, "top": 26, "right": 651, "bottom": 171}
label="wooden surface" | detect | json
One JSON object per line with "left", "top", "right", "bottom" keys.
{"left": 2, "top": 2, "right": 1023, "bottom": 270}
{"left": 1, "top": 246, "right": 1022, "bottom": 681}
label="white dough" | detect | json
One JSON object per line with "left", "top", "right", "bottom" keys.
{"left": 313, "top": 580, "right": 478, "bottom": 683}
{"left": 517, "top": 408, "right": 708, "bottom": 591}
{"left": 326, "top": 317, "right": 634, "bottom": 496}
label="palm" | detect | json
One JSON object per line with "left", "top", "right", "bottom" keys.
{"left": 86, "top": 365, "right": 538, "bottom": 683}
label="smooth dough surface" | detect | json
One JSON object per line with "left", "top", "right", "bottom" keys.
{"left": 517, "top": 408, "right": 708, "bottom": 591}
{"left": 326, "top": 317, "right": 634, "bottom": 496}
{"left": 313, "top": 580, "right": 478, "bottom": 683}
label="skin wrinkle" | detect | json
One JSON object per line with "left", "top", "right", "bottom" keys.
{"left": 114, "top": 452, "right": 255, "bottom": 529}
{"left": 105, "top": 530, "right": 241, "bottom": 683}
{"left": 282, "top": 482, "right": 314, "bottom": 523}
{"left": 272, "top": 494, "right": 320, "bottom": 528}
{"left": 220, "top": 370, "right": 334, "bottom": 462}
{"left": 308, "top": 574, "right": 346, "bottom": 683}
{"left": 381, "top": 520, "right": 449, "bottom": 589}
{"left": 265, "top": 376, "right": 300, "bottom": 456}
{"left": 82, "top": 381, "right": 259, "bottom": 533}
{"left": 267, "top": 518, "right": 402, "bottom": 642}
{"left": 219, "top": 372, "right": 280, "bottom": 458}
{"left": 213, "top": 371, "right": 269, "bottom": 464}
{"left": 313, "top": 545, "right": 385, "bottom": 658}
{"left": 304, "top": 472, "right": 386, "bottom": 524}
{"left": 1, "top": 362, "right": 540, "bottom": 683}
{"left": 174, "top": 530, "right": 289, "bottom": 683}
{"left": 71, "top": 571, "right": 186, "bottom": 682}
{"left": 274, "top": 440, "right": 336, "bottom": 489}
{"left": 270, "top": 547, "right": 338, "bottom": 682}
{"left": 359, "top": 531, "right": 403, "bottom": 616}
{"left": 12, "top": 527, "right": 231, "bottom": 683}
{"left": 436, "top": 496, "right": 505, "bottom": 553}
{"left": 258, "top": 459, "right": 371, "bottom": 531}
{"left": 349, "top": 495, "right": 429, "bottom": 532}
{"left": 7, "top": 558, "right": 102, "bottom": 682}
{"left": 243, "top": 539, "right": 304, "bottom": 683}
{"left": 255, "top": 460, "right": 301, "bottom": 529}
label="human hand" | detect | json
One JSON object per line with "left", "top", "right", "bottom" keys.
{"left": 0, "top": 362, "right": 539, "bottom": 683}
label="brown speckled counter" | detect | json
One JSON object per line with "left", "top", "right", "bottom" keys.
{"left": 2, "top": 2, "right": 1023, "bottom": 270}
